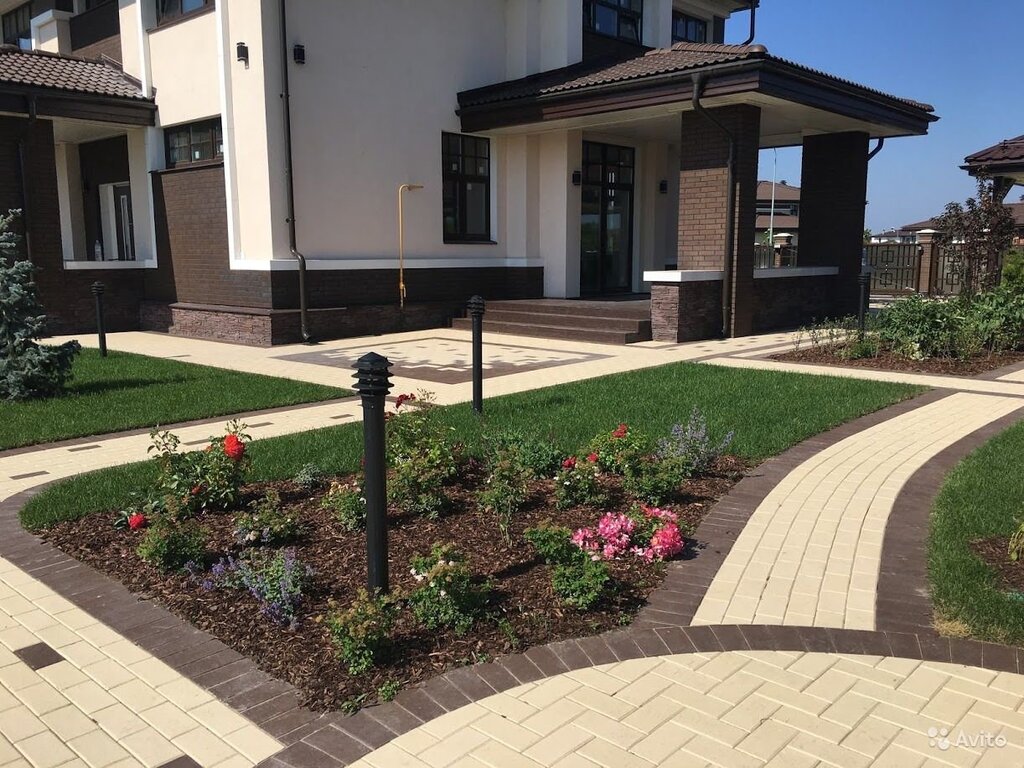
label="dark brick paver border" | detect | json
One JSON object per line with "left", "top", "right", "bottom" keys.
{"left": 6, "top": 389, "right": 1024, "bottom": 767}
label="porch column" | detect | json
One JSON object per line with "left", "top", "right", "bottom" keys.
{"left": 539, "top": 130, "right": 582, "bottom": 298}
{"left": 678, "top": 105, "right": 760, "bottom": 336}
{"left": 798, "top": 131, "right": 869, "bottom": 316}
{"left": 54, "top": 142, "right": 86, "bottom": 261}
{"left": 126, "top": 127, "right": 161, "bottom": 263}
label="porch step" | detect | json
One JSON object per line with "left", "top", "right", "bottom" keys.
{"left": 482, "top": 309, "right": 646, "bottom": 332}
{"left": 487, "top": 298, "right": 651, "bottom": 320}
{"left": 451, "top": 318, "right": 650, "bottom": 345}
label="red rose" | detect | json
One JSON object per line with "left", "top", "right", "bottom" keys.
{"left": 587, "top": 453, "right": 599, "bottom": 463}
{"left": 562, "top": 457, "right": 577, "bottom": 470}
{"left": 395, "top": 393, "right": 417, "bottom": 410}
{"left": 223, "top": 434, "right": 245, "bottom": 461}
{"left": 128, "top": 513, "right": 147, "bottom": 531}
{"left": 612, "top": 424, "right": 628, "bottom": 439}
{"left": 191, "top": 485, "right": 203, "bottom": 496}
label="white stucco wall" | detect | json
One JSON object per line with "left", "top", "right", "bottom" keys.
{"left": 148, "top": 10, "right": 221, "bottom": 127}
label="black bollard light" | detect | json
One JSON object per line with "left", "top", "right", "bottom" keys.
{"left": 857, "top": 249, "right": 871, "bottom": 340}
{"left": 468, "top": 295, "right": 485, "bottom": 414}
{"left": 352, "top": 352, "right": 393, "bottom": 593}
{"left": 90, "top": 281, "right": 107, "bottom": 357}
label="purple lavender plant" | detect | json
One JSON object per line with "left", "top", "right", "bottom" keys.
{"left": 657, "top": 407, "right": 735, "bottom": 474}
{"left": 189, "top": 550, "right": 311, "bottom": 628}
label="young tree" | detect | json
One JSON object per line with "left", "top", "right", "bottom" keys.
{"left": 935, "top": 177, "right": 1016, "bottom": 297}
{"left": 0, "top": 210, "right": 81, "bottom": 400}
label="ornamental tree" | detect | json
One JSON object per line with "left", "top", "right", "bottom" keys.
{"left": 0, "top": 210, "right": 81, "bottom": 400}
{"left": 935, "top": 178, "right": 1016, "bottom": 297}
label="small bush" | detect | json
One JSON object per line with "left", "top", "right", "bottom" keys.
{"left": 387, "top": 392, "right": 460, "bottom": 518}
{"left": 485, "top": 429, "right": 563, "bottom": 476}
{"left": 1003, "top": 249, "right": 1024, "bottom": 294}
{"left": 292, "top": 463, "right": 326, "bottom": 491}
{"left": 137, "top": 517, "right": 205, "bottom": 571}
{"left": 587, "top": 423, "right": 651, "bottom": 475}
{"left": 479, "top": 435, "right": 533, "bottom": 543}
{"left": 202, "top": 549, "right": 312, "bottom": 628}
{"left": 554, "top": 456, "right": 605, "bottom": 509}
{"left": 327, "top": 589, "right": 397, "bottom": 675}
{"left": 657, "top": 407, "right": 734, "bottom": 474}
{"left": 233, "top": 491, "right": 298, "bottom": 546}
{"left": 322, "top": 480, "right": 366, "bottom": 531}
{"left": 408, "top": 544, "right": 490, "bottom": 634}
{"left": 622, "top": 456, "right": 691, "bottom": 506}
{"left": 525, "top": 524, "right": 609, "bottom": 611}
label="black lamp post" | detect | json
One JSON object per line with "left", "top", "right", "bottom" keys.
{"left": 858, "top": 248, "right": 871, "bottom": 339}
{"left": 90, "top": 281, "right": 107, "bottom": 357}
{"left": 468, "top": 295, "right": 485, "bottom": 414}
{"left": 352, "top": 352, "right": 393, "bottom": 593}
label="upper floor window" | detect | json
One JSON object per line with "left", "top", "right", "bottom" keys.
{"left": 584, "top": 0, "right": 643, "bottom": 45}
{"left": 165, "top": 118, "right": 223, "bottom": 168}
{"left": 2, "top": 3, "right": 31, "bottom": 49}
{"left": 671, "top": 12, "right": 706, "bottom": 43}
{"left": 156, "top": 0, "right": 213, "bottom": 25}
{"left": 442, "top": 132, "right": 491, "bottom": 244}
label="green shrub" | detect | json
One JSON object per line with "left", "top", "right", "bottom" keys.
{"left": 408, "top": 544, "right": 490, "bottom": 634}
{"left": 149, "top": 422, "right": 249, "bottom": 518}
{"left": 0, "top": 212, "right": 81, "bottom": 401}
{"left": 327, "top": 589, "right": 397, "bottom": 675}
{"left": 524, "top": 524, "right": 609, "bottom": 611}
{"left": 554, "top": 456, "right": 605, "bottom": 509}
{"left": 322, "top": 480, "right": 366, "bottom": 531}
{"left": 484, "top": 428, "right": 562, "bottom": 477}
{"left": 587, "top": 423, "right": 651, "bottom": 475}
{"left": 137, "top": 517, "right": 205, "bottom": 571}
{"left": 622, "top": 455, "right": 692, "bottom": 506}
{"left": 1003, "top": 249, "right": 1024, "bottom": 294}
{"left": 479, "top": 435, "right": 533, "bottom": 543}
{"left": 292, "top": 463, "right": 326, "bottom": 491}
{"left": 233, "top": 491, "right": 298, "bottom": 546}
{"left": 656, "top": 407, "right": 734, "bottom": 474}
{"left": 387, "top": 393, "right": 460, "bottom": 518}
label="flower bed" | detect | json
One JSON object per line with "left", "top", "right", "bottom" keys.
{"left": 40, "top": 399, "right": 744, "bottom": 713}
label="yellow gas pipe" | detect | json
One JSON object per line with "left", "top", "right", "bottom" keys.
{"left": 397, "top": 184, "right": 423, "bottom": 308}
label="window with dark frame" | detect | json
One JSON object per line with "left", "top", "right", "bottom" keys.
{"left": 583, "top": 0, "right": 643, "bottom": 45}
{"left": 2, "top": 3, "right": 31, "bottom": 48}
{"left": 156, "top": 0, "right": 212, "bottom": 25}
{"left": 671, "top": 11, "right": 707, "bottom": 43}
{"left": 442, "top": 132, "right": 491, "bottom": 243}
{"left": 164, "top": 118, "right": 223, "bottom": 168}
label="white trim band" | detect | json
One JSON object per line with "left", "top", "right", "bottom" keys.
{"left": 643, "top": 270, "right": 725, "bottom": 283}
{"left": 229, "top": 257, "right": 545, "bottom": 271}
{"left": 63, "top": 260, "right": 158, "bottom": 270}
{"left": 753, "top": 266, "right": 840, "bottom": 279}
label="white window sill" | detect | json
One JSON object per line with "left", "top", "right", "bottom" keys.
{"left": 63, "top": 260, "right": 158, "bottom": 271}
{"left": 643, "top": 270, "right": 725, "bottom": 283}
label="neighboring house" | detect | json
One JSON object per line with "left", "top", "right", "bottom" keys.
{"left": 870, "top": 228, "right": 918, "bottom": 244}
{"left": 962, "top": 133, "right": 1024, "bottom": 203}
{"left": 898, "top": 202, "right": 1024, "bottom": 247}
{"left": 0, "top": 0, "right": 937, "bottom": 345}
{"left": 754, "top": 180, "right": 799, "bottom": 244}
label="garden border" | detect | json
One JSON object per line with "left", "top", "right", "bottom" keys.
{"left": 8, "top": 389, "right": 1019, "bottom": 768}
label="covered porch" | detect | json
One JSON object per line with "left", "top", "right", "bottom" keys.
{"left": 458, "top": 41, "right": 937, "bottom": 342}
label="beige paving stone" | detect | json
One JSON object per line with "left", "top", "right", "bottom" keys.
{"left": 38, "top": 705, "right": 96, "bottom": 742}
{"left": 0, "top": 705, "right": 48, "bottom": 742}
{"left": 17, "top": 682, "right": 69, "bottom": 717}
{"left": 154, "top": 678, "right": 215, "bottom": 712}
{"left": 81, "top": 659, "right": 135, "bottom": 689}
{"left": 221, "top": 725, "right": 282, "bottom": 763}
{"left": 471, "top": 712, "right": 542, "bottom": 752}
{"left": 62, "top": 681, "right": 118, "bottom": 715}
{"left": 735, "top": 719, "right": 797, "bottom": 761}
{"left": 67, "top": 729, "right": 131, "bottom": 768}
{"left": 417, "top": 726, "right": 491, "bottom": 768}
{"left": 12, "top": 731, "right": 76, "bottom": 768}
{"left": 136, "top": 701, "right": 197, "bottom": 740}
{"left": 120, "top": 728, "right": 183, "bottom": 767}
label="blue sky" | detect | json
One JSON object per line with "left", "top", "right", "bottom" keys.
{"left": 725, "top": 0, "right": 1024, "bottom": 232}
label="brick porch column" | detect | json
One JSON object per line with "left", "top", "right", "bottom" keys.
{"left": 916, "top": 229, "right": 940, "bottom": 295}
{"left": 798, "top": 131, "right": 869, "bottom": 316}
{"left": 678, "top": 105, "right": 760, "bottom": 336}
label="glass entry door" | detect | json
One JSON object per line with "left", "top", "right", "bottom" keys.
{"left": 581, "top": 141, "right": 635, "bottom": 295}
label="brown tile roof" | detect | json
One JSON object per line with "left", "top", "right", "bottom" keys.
{"left": 458, "top": 42, "right": 935, "bottom": 113}
{"left": 756, "top": 180, "right": 800, "bottom": 201}
{"left": 755, "top": 214, "right": 799, "bottom": 230}
{"left": 963, "top": 134, "right": 1024, "bottom": 168}
{"left": 902, "top": 202, "right": 1024, "bottom": 231}
{"left": 0, "top": 46, "right": 148, "bottom": 101}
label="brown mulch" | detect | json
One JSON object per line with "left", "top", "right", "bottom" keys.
{"left": 40, "top": 457, "right": 746, "bottom": 713}
{"left": 971, "top": 537, "right": 1024, "bottom": 593}
{"left": 771, "top": 348, "right": 1024, "bottom": 377}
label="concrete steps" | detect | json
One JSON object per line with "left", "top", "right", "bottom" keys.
{"left": 451, "top": 298, "right": 652, "bottom": 345}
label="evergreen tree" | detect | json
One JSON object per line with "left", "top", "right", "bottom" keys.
{"left": 0, "top": 210, "right": 81, "bottom": 400}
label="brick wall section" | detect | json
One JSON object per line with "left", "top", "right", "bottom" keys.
{"left": 0, "top": 116, "right": 143, "bottom": 335}
{"left": 650, "top": 280, "right": 722, "bottom": 343}
{"left": 751, "top": 275, "right": 839, "bottom": 332}
{"left": 678, "top": 105, "right": 760, "bottom": 336}
{"left": 799, "top": 131, "right": 869, "bottom": 316}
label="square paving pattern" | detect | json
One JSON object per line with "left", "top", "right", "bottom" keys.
{"left": 276, "top": 337, "right": 608, "bottom": 384}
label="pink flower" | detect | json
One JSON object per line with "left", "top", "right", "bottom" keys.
{"left": 612, "top": 423, "right": 629, "bottom": 439}
{"left": 642, "top": 506, "right": 678, "bottom": 523}
{"left": 571, "top": 527, "right": 599, "bottom": 554}
{"left": 650, "top": 524, "right": 684, "bottom": 560}
{"left": 562, "top": 457, "right": 577, "bottom": 470}
{"left": 586, "top": 452, "right": 599, "bottom": 463}
{"left": 128, "top": 513, "right": 147, "bottom": 531}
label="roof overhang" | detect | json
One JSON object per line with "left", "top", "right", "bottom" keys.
{"left": 0, "top": 84, "right": 156, "bottom": 126}
{"left": 961, "top": 161, "right": 1024, "bottom": 187}
{"left": 458, "top": 57, "right": 936, "bottom": 142}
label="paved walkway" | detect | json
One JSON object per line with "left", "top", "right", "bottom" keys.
{"left": 1, "top": 328, "right": 1024, "bottom": 767}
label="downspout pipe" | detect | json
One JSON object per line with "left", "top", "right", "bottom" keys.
{"left": 740, "top": 1, "right": 757, "bottom": 46}
{"left": 691, "top": 74, "right": 736, "bottom": 337}
{"left": 17, "top": 95, "right": 37, "bottom": 263}
{"left": 867, "top": 137, "right": 885, "bottom": 162}
{"left": 280, "top": 0, "right": 311, "bottom": 342}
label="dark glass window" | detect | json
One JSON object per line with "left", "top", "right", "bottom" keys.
{"left": 164, "top": 118, "right": 223, "bottom": 168}
{"left": 442, "top": 132, "right": 491, "bottom": 243}
{"left": 2, "top": 3, "right": 31, "bottom": 48}
{"left": 584, "top": 0, "right": 643, "bottom": 45}
{"left": 671, "top": 11, "right": 707, "bottom": 43}
{"left": 156, "top": 0, "right": 212, "bottom": 24}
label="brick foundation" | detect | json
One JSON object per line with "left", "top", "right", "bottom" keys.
{"left": 751, "top": 275, "right": 840, "bottom": 331}
{"left": 650, "top": 281, "right": 722, "bottom": 343}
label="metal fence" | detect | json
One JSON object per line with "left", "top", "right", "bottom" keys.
{"left": 866, "top": 244, "right": 921, "bottom": 294}
{"left": 753, "top": 244, "right": 798, "bottom": 269}
{"left": 930, "top": 245, "right": 965, "bottom": 296}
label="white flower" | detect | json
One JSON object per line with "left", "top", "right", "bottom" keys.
{"left": 439, "top": 590, "right": 447, "bottom": 598}
{"left": 414, "top": 574, "right": 424, "bottom": 582}
{"left": 359, "top": 497, "right": 367, "bottom": 504}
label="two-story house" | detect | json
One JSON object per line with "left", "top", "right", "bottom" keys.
{"left": 0, "top": 0, "right": 936, "bottom": 345}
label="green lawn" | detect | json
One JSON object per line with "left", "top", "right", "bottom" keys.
{"left": 0, "top": 349, "right": 346, "bottom": 451}
{"left": 929, "top": 419, "right": 1024, "bottom": 643}
{"left": 21, "top": 361, "right": 923, "bottom": 531}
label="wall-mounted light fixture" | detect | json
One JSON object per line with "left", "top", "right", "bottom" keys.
{"left": 236, "top": 42, "right": 249, "bottom": 66}
{"left": 293, "top": 44, "right": 306, "bottom": 65}
{"left": 658, "top": 179, "right": 669, "bottom": 194}
{"left": 571, "top": 170, "right": 582, "bottom": 186}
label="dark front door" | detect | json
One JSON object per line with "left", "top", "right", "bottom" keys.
{"left": 581, "top": 141, "right": 634, "bottom": 295}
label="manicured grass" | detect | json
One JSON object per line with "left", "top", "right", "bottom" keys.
{"left": 21, "top": 361, "right": 923, "bottom": 530}
{"left": 929, "top": 419, "right": 1024, "bottom": 644}
{"left": 0, "top": 349, "right": 346, "bottom": 451}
